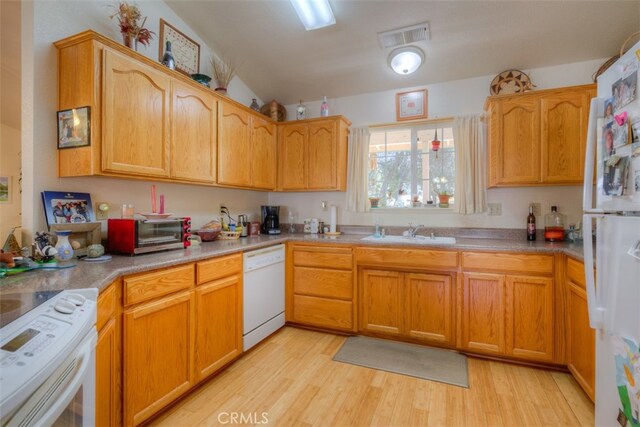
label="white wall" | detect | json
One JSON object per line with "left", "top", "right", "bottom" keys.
{"left": 20, "top": 1, "right": 267, "bottom": 240}
{"left": 272, "top": 59, "right": 605, "bottom": 229}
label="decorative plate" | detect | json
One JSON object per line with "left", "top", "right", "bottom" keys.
{"left": 138, "top": 213, "right": 173, "bottom": 220}
{"left": 490, "top": 70, "right": 536, "bottom": 95}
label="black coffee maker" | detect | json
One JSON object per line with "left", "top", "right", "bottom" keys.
{"left": 261, "top": 206, "right": 281, "bottom": 235}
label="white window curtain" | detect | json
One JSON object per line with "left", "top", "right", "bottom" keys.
{"left": 346, "top": 126, "right": 371, "bottom": 212}
{"left": 453, "top": 115, "right": 487, "bottom": 214}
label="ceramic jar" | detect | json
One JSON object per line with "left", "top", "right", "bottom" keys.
{"left": 54, "top": 230, "right": 74, "bottom": 261}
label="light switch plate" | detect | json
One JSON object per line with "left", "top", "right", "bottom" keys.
{"left": 488, "top": 203, "right": 502, "bottom": 216}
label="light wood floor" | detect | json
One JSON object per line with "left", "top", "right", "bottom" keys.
{"left": 151, "top": 327, "right": 594, "bottom": 427}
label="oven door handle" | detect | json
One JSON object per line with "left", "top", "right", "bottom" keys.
{"left": 7, "top": 330, "right": 97, "bottom": 427}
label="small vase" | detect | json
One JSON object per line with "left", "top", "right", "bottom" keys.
{"left": 438, "top": 195, "right": 451, "bottom": 208}
{"left": 215, "top": 87, "right": 228, "bottom": 96}
{"left": 54, "top": 230, "right": 74, "bottom": 261}
{"left": 122, "top": 32, "right": 133, "bottom": 49}
{"left": 250, "top": 98, "right": 260, "bottom": 111}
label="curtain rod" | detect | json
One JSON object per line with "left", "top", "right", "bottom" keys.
{"left": 368, "top": 116, "right": 455, "bottom": 130}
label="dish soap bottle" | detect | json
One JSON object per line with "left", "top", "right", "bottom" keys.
{"left": 544, "top": 206, "right": 565, "bottom": 242}
{"left": 527, "top": 205, "right": 536, "bottom": 241}
{"left": 320, "top": 96, "right": 329, "bottom": 117}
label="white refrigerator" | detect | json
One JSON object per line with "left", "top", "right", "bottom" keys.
{"left": 583, "top": 41, "right": 640, "bottom": 427}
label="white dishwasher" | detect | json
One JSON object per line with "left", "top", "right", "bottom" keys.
{"left": 243, "top": 244, "right": 285, "bottom": 351}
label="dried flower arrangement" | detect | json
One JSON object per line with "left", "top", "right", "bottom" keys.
{"left": 210, "top": 54, "right": 236, "bottom": 92}
{"left": 109, "top": 2, "right": 154, "bottom": 49}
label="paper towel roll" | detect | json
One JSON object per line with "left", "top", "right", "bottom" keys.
{"left": 330, "top": 205, "right": 337, "bottom": 233}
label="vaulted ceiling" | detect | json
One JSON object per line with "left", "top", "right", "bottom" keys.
{"left": 166, "top": 0, "right": 640, "bottom": 104}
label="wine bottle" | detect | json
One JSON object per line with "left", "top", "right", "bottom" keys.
{"left": 161, "top": 41, "right": 175, "bottom": 70}
{"left": 527, "top": 205, "right": 536, "bottom": 241}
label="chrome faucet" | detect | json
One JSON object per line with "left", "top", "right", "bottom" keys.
{"left": 407, "top": 223, "right": 424, "bottom": 238}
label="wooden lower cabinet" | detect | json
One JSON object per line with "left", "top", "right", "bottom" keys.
{"left": 124, "top": 290, "right": 195, "bottom": 426}
{"left": 195, "top": 274, "right": 242, "bottom": 381}
{"left": 565, "top": 257, "right": 595, "bottom": 401}
{"left": 460, "top": 272, "right": 506, "bottom": 354}
{"left": 460, "top": 271, "right": 554, "bottom": 362}
{"left": 288, "top": 244, "right": 355, "bottom": 331}
{"left": 96, "top": 281, "right": 121, "bottom": 427}
{"left": 360, "top": 269, "right": 403, "bottom": 336}
{"left": 360, "top": 268, "right": 455, "bottom": 346}
{"left": 506, "top": 275, "right": 554, "bottom": 362}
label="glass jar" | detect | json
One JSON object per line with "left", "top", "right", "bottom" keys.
{"left": 544, "top": 206, "right": 565, "bottom": 242}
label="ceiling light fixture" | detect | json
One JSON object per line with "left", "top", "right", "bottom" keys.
{"left": 290, "top": 0, "right": 336, "bottom": 31}
{"left": 388, "top": 46, "right": 424, "bottom": 75}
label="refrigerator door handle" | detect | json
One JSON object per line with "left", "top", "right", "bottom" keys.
{"left": 583, "top": 213, "right": 605, "bottom": 329}
{"left": 583, "top": 97, "right": 604, "bottom": 213}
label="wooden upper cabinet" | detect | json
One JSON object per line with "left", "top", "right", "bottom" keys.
{"left": 308, "top": 120, "right": 337, "bottom": 189}
{"left": 279, "top": 123, "right": 308, "bottom": 190}
{"left": 103, "top": 48, "right": 171, "bottom": 177}
{"left": 541, "top": 89, "right": 592, "bottom": 183}
{"left": 486, "top": 84, "right": 595, "bottom": 187}
{"left": 277, "top": 116, "right": 350, "bottom": 191}
{"left": 250, "top": 116, "right": 277, "bottom": 190}
{"left": 171, "top": 81, "right": 217, "bottom": 183}
{"left": 490, "top": 97, "right": 541, "bottom": 185}
{"left": 218, "top": 101, "right": 251, "bottom": 187}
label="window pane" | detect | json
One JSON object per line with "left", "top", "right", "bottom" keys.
{"left": 368, "top": 125, "right": 455, "bottom": 207}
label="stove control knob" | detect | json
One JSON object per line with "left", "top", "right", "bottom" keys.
{"left": 65, "top": 294, "right": 86, "bottom": 306}
{"left": 54, "top": 300, "right": 76, "bottom": 314}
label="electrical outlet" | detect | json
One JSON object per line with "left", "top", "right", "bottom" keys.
{"left": 321, "top": 201, "right": 328, "bottom": 211}
{"left": 531, "top": 202, "right": 541, "bottom": 217}
{"left": 219, "top": 204, "right": 227, "bottom": 216}
{"left": 488, "top": 203, "right": 502, "bottom": 216}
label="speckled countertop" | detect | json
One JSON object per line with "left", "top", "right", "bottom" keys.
{"left": 0, "top": 232, "right": 586, "bottom": 296}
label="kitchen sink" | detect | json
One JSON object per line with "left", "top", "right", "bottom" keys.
{"left": 361, "top": 235, "right": 456, "bottom": 245}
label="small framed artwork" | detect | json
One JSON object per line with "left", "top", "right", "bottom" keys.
{"left": 42, "top": 191, "right": 95, "bottom": 227}
{"left": 159, "top": 19, "right": 200, "bottom": 75}
{"left": 57, "top": 106, "right": 90, "bottom": 149}
{"left": 0, "top": 176, "right": 10, "bottom": 204}
{"left": 396, "top": 89, "right": 428, "bottom": 121}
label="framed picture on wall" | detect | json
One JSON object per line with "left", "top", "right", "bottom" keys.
{"left": 159, "top": 19, "right": 200, "bottom": 75}
{"left": 57, "top": 106, "right": 90, "bottom": 149}
{"left": 42, "top": 191, "right": 95, "bottom": 227}
{"left": 0, "top": 176, "right": 10, "bottom": 204}
{"left": 396, "top": 89, "right": 428, "bottom": 121}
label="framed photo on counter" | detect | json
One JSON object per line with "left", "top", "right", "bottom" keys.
{"left": 396, "top": 89, "right": 428, "bottom": 121}
{"left": 42, "top": 191, "right": 95, "bottom": 227}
